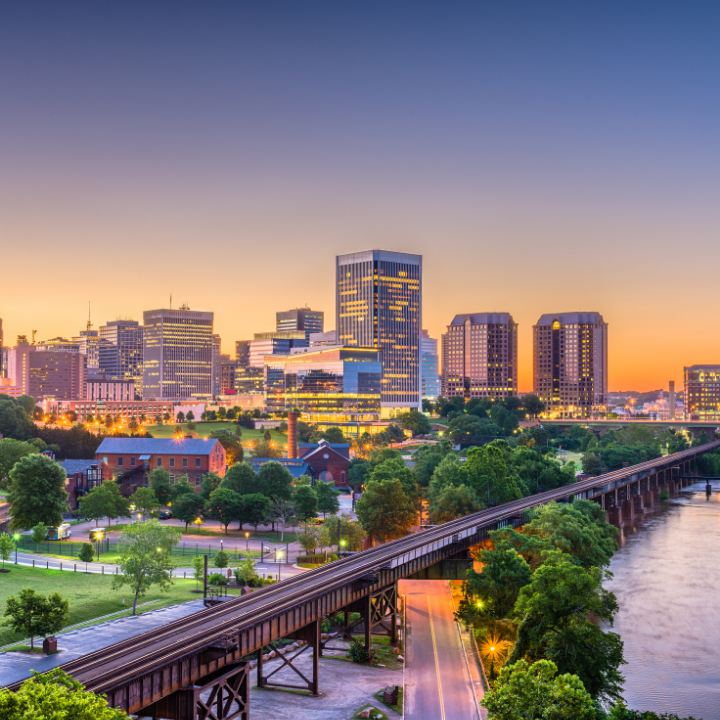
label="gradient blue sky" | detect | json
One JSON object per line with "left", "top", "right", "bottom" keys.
{"left": 1, "top": 1, "right": 719, "bottom": 391}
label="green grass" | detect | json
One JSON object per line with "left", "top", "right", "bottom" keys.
{"left": 0, "top": 564, "right": 213, "bottom": 646}
{"left": 354, "top": 705, "right": 388, "bottom": 720}
{"left": 145, "top": 421, "right": 287, "bottom": 447}
{"left": 374, "top": 687, "right": 403, "bottom": 715}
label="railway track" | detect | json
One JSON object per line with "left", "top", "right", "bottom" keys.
{"left": 6, "top": 441, "right": 717, "bottom": 694}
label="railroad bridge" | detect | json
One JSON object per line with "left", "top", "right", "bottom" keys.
{"left": 5, "top": 442, "right": 719, "bottom": 719}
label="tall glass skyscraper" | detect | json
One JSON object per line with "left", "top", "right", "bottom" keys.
{"left": 421, "top": 329, "right": 441, "bottom": 400}
{"left": 99, "top": 320, "right": 144, "bottom": 397}
{"left": 276, "top": 308, "right": 324, "bottom": 343}
{"left": 142, "top": 307, "right": 213, "bottom": 400}
{"left": 336, "top": 250, "right": 422, "bottom": 414}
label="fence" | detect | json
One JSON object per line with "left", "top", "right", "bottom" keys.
{"left": 16, "top": 536, "right": 291, "bottom": 563}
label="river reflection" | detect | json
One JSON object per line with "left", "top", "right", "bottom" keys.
{"left": 603, "top": 481, "right": 720, "bottom": 719}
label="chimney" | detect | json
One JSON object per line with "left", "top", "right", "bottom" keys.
{"left": 669, "top": 381, "right": 675, "bottom": 420}
{"left": 287, "top": 411, "right": 298, "bottom": 459}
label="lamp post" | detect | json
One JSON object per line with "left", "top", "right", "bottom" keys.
{"left": 245, "top": 532, "right": 249, "bottom": 554}
{"left": 277, "top": 551, "right": 283, "bottom": 581}
{"left": 13, "top": 534, "right": 19, "bottom": 564}
{"left": 92, "top": 529, "right": 105, "bottom": 561}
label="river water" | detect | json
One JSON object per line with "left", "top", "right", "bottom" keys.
{"left": 604, "top": 480, "right": 720, "bottom": 719}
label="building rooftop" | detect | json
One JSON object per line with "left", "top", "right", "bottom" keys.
{"left": 96, "top": 438, "right": 221, "bottom": 455}
{"left": 535, "top": 312, "right": 606, "bottom": 326}
{"left": 251, "top": 458, "right": 310, "bottom": 479}
{"left": 58, "top": 459, "right": 100, "bottom": 475}
{"left": 450, "top": 313, "right": 514, "bottom": 326}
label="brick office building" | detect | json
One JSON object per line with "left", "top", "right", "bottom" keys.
{"left": 253, "top": 440, "right": 350, "bottom": 487}
{"left": 95, "top": 438, "right": 227, "bottom": 494}
{"left": 59, "top": 460, "right": 112, "bottom": 511}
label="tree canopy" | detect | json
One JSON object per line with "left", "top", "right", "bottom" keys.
{"left": 7, "top": 454, "right": 69, "bottom": 530}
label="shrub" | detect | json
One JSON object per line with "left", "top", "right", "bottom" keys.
{"left": 208, "top": 573, "right": 227, "bottom": 586}
{"left": 347, "top": 638, "right": 370, "bottom": 664}
{"left": 213, "top": 550, "right": 229, "bottom": 569}
{"left": 296, "top": 553, "right": 338, "bottom": 564}
{"left": 659, "top": 488, "right": 670, "bottom": 501}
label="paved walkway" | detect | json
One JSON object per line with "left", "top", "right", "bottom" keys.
{"left": 0, "top": 600, "right": 207, "bottom": 687}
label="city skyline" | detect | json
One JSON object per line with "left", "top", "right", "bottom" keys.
{"left": 3, "top": 2, "right": 720, "bottom": 392}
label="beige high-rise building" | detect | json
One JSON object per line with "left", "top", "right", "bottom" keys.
{"left": 533, "top": 312, "right": 608, "bottom": 418}
{"left": 441, "top": 313, "right": 517, "bottom": 400}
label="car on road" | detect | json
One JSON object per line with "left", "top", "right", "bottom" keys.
{"left": 158, "top": 510, "right": 172, "bottom": 520}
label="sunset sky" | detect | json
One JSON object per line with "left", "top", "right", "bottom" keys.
{"left": 2, "top": 2, "right": 719, "bottom": 392}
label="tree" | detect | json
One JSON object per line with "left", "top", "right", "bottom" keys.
{"left": 466, "top": 441, "right": 523, "bottom": 506}
{"left": 0, "top": 532, "right": 16, "bottom": 569}
{"left": 258, "top": 461, "right": 293, "bottom": 501}
{"left": 427, "top": 453, "right": 469, "bottom": 502}
{"left": 2, "top": 588, "right": 69, "bottom": 649}
{"left": 294, "top": 485, "right": 318, "bottom": 520}
{"left": 186, "top": 410, "right": 195, "bottom": 421}
{"left": 315, "top": 481, "right": 340, "bottom": 518}
{"left": 192, "top": 556, "right": 204, "bottom": 590}
{"left": 269, "top": 497, "right": 296, "bottom": 542}
{"left": 510, "top": 559, "right": 625, "bottom": 702}
{"left": 237, "top": 493, "right": 271, "bottom": 530}
{"left": 32, "top": 522, "right": 49, "bottom": 548}
{"left": 355, "top": 478, "right": 417, "bottom": 543}
{"left": 221, "top": 462, "right": 261, "bottom": 495}
{"left": 428, "top": 484, "right": 483, "bottom": 524}
{"left": 170, "top": 475, "right": 196, "bottom": 502}
{"left": 481, "top": 659, "right": 596, "bottom": 720}
{"left": 347, "top": 459, "right": 370, "bottom": 489}
{"left": 297, "top": 522, "right": 321, "bottom": 555}
{"left": 368, "top": 457, "right": 419, "bottom": 503}
{"left": 413, "top": 445, "right": 449, "bottom": 488}
{"left": 112, "top": 520, "right": 181, "bottom": 615}
{"left": 176, "top": 411, "right": 185, "bottom": 423}
{"left": 7, "top": 454, "right": 68, "bottom": 530}
{"left": 235, "top": 555, "right": 260, "bottom": 586}
{"left": 0, "top": 668, "right": 131, "bottom": 719}
{"left": 172, "top": 492, "right": 206, "bottom": 530}
{"left": 78, "top": 542, "right": 95, "bottom": 572}
{"left": 130, "top": 487, "right": 160, "bottom": 519}
{"left": 581, "top": 451, "right": 602, "bottom": 476}
{"left": 200, "top": 471, "right": 224, "bottom": 500}
{"left": 321, "top": 513, "right": 366, "bottom": 550}
{"left": 79, "top": 481, "right": 130, "bottom": 527}
{"left": 148, "top": 468, "right": 174, "bottom": 506}
{"left": 251, "top": 440, "right": 283, "bottom": 459}
{"left": 206, "top": 487, "right": 244, "bottom": 533}
{"left": 209, "top": 430, "right": 244, "bottom": 465}
{"left": 213, "top": 550, "right": 229, "bottom": 569}
{"left": 466, "top": 548, "right": 532, "bottom": 618}
{"left": 399, "top": 409, "right": 432, "bottom": 437}
{"left": 0, "top": 438, "right": 40, "bottom": 489}
{"left": 320, "top": 426, "right": 347, "bottom": 444}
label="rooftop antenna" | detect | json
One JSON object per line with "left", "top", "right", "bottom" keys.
{"left": 32, "top": 330, "right": 37, "bottom": 344}
{"left": 87, "top": 302, "right": 92, "bottom": 332}
{"left": 170, "top": 293, "right": 172, "bottom": 310}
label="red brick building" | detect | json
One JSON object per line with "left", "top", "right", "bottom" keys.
{"left": 59, "top": 459, "right": 113, "bottom": 511}
{"left": 95, "top": 438, "right": 226, "bottom": 494}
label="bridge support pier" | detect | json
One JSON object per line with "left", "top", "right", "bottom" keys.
{"left": 138, "top": 661, "right": 249, "bottom": 720}
{"left": 256, "top": 619, "right": 320, "bottom": 696}
{"left": 621, "top": 499, "right": 635, "bottom": 522}
{"left": 643, "top": 491, "right": 654, "bottom": 510}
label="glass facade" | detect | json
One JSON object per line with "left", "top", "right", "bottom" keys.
{"left": 336, "top": 250, "right": 422, "bottom": 414}
{"left": 99, "top": 320, "right": 144, "bottom": 397}
{"left": 234, "top": 365, "right": 264, "bottom": 394}
{"left": 421, "top": 329, "right": 441, "bottom": 399}
{"left": 276, "top": 308, "right": 324, "bottom": 343}
{"left": 142, "top": 307, "right": 213, "bottom": 400}
{"left": 264, "top": 347, "right": 382, "bottom": 427}
{"left": 684, "top": 366, "right": 720, "bottom": 420}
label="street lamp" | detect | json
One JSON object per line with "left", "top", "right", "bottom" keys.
{"left": 13, "top": 534, "right": 19, "bottom": 564}
{"left": 277, "top": 551, "right": 283, "bottom": 581}
{"left": 92, "top": 529, "right": 105, "bottom": 561}
{"left": 245, "top": 532, "right": 249, "bottom": 553}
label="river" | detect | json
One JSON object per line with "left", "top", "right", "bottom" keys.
{"left": 604, "top": 480, "right": 720, "bottom": 719}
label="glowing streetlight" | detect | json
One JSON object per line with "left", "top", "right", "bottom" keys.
{"left": 277, "top": 551, "right": 283, "bottom": 581}
{"left": 245, "top": 532, "right": 249, "bottom": 553}
{"left": 13, "top": 534, "right": 20, "bottom": 564}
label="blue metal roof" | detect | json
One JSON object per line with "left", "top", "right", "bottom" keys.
{"left": 252, "top": 458, "right": 310, "bottom": 479}
{"left": 58, "top": 459, "right": 99, "bottom": 475}
{"left": 96, "top": 438, "right": 220, "bottom": 456}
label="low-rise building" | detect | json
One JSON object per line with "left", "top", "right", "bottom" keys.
{"left": 86, "top": 373, "right": 135, "bottom": 402}
{"left": 41, "top": 398, "right": 174, "bottom": 424}
{"left": 684, "top": 365, "right": 720, "bottom": 420}
{"left": 58, "top": 460, "right": 111, "bottom": 511}
{"left": 95, "top": 437, "right": 227, "bottom": 492}
{"left": 252, "top": 439, "right": 350, "bottom": 486}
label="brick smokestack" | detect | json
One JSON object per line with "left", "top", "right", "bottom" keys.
{"left": 287, "top": 411, "right": 298, "bottom": 459}
{"left": 669, "top": 381, "right": 676, "bottom": 420}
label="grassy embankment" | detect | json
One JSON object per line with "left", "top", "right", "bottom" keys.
{"left": 0, "top": 564, "right": 218, "bottom": 647}
{"left": 146, "top": 421, "right": 287, "bottom": 448}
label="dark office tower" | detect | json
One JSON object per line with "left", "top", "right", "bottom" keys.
{"left": 235, "top": 340, "right": 251, "bottom": 369}
{"left": 441, "top": 314, "right": 518, "bottom": 401}
{"left": 276, "top": 308, "right": 324, "bottom": 343}
{"left": 336, "top": 250, "right": 422, "bottom": 415}
{"left": 212, "top": 334, "right": 222, "bottom": 398}
{"left": 0, "top": 318, "right": 3, "bottom": 377}
{"left": 99, "top": 320, "right": 144, "bottom": 397}
{"left": 142, "top": 306, "right": 213, "bottom": 401}
{"left": 533, "top": 312, "right": 608, "bottom": 418}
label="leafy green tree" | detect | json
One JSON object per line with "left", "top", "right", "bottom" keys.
{"left": 0, "top": 532, "right": 16, "bottom": 569}
{"left": 581, "top": 451, "right": 602, "bottom": 476}
{"left": 489, "top": 527, "right": 552, "bottom": 572}
{"left": 206, "top": 487, "right": 244, "bottom": 534}
{"left": 185, "top": 410, "right": 195, "bottom": 421}
{"left": 604, "top": 701, "right": 699, "bottom": 720}
{"left": 237, "top": 493, "right": 271, "bottom": 530}
{"left": 0, "top": 396, "right": 35, "bottom": 441}
{"left": 130, "top": 487, "right": 160, "bottom": 519}
{"left": 347, "top": 458, "right": 370, "bottom": 489}
{"left": 466, "top": 441, "right": 523, "bottom": 506}
{"left": 481, "top": 659, "right": 596, "bottom": 720}
{"left": 251, "top": 440, "right": 283, "bottom": 459}
{"left": 112, "top": 519, "right": 181, "bottom": 614}
{"left": 427, "top": 453, "right": 469, "bottom": 503}
{"left": 235, "top": 555, "right": 260, "bottom": 586}
{"left": 413, "top": 442, "right": 451, "bottom": 488}
{"left": 510, "top": 559, "right": 625, "bottom": 702}
{"left": 428, "top": 484, "right": 483, "bottom": 524}
{"left": 32, "top": 522, "right": 49, "bottom": 547}
{"left": 172, "top": 492, "right": 206, "bottom": 530}
{"left": 191, "top": 556, "right": 204, "bottom": 590}
{"left": 148, "top": 468, "right": 174, "bottom": 506}
{"left": 208, "top": 430, "right": 244, "bottom": 464}
{"left": 294, "top": 484, "right": 318, "bottom": 520}
{"left": 520, "top": 394, "right": 545, "bottom": 419}
{"left": 368, "top": 457, "right": 419, "bottom": 503}
{"left": 200, "top": 471, "right": 223, "bottom": 500}
{"left": 269, "top": 496, "right": 295, "bottom": 541}
{"left": 2, "top": 588, "right": 69, "bottom": 649}
{"left": 170, "top": 475, "right": 196, "bottom": 502}
{"left": 78, "top": 542, "right": 95, "bottom": 571}
{"left": 315, "top": 481, "right": 340, "bottom": 518}
{"left": 0, "top": 438, "right": 40, "bottom": 489}
{"left": 79, "top": 481, "right": 130, "bottom": 527}
{"left": 258, "top": 461, "right": 293, "bottom": 501}
{"left": 7, "top": 454, "right": 68, "bottom": 530}
{"left": 355, "top": 478, "right": 417, "bottom": 543}
{"left": 0, "top": 668, "right": 131, "bottom": 719}
{"left": 297, "top": 522, "right": 321, "bottom": 554}
{"left": 321, "top": 513, "right": 366, "bottom": 550}
{"left": 220, "top": 462, "right": 261, "bottom": 495}
{"left": 399, "top": 409, "right": 431, "bottom": 437}
{"left": 466, "top": 548, "right": 532, "bottom": 618}
{"left": 213, "top": 550, "right": 229, "bottom": 569}
{"left": 524, "top": 500, "right": 618, "bottom": 570}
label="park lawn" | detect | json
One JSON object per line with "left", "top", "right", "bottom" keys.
{"left": 0, "top": 564, "right": 207, "bottom": 647}
{"left": 81, "top": 524, "right": 298, "bottom": 544}
{"left": 145, "top": 421, "right": 288, "bottom": 447}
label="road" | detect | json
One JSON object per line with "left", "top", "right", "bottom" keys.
{"left": 402, "top": 579, "right": 480, "bottom": 720}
